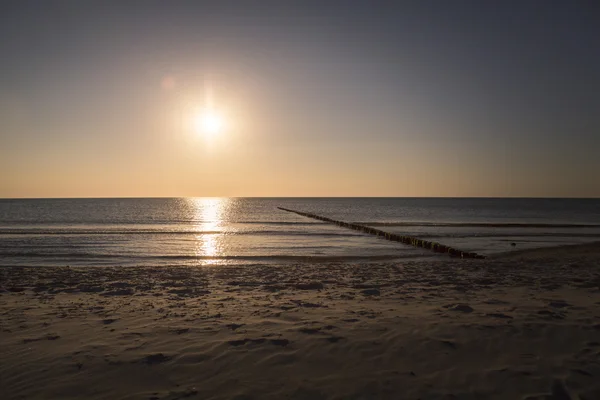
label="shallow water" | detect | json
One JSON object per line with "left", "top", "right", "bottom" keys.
{"left": 1, "top": 198, "right": 599, "bottom": 266}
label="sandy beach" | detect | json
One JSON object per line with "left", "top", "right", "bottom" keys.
{"left": 3, "top": 0, "right": 599, "bottom": 397}
{"left": 1, "top": 243, "right": 600, "bottom": 400}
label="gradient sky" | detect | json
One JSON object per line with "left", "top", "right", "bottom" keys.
{"left": 1, "top": 0, "right": 598, "bottom": 198}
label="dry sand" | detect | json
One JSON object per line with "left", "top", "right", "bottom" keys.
{"left": 1, "top": 243, "right": 600, "bottom": 400}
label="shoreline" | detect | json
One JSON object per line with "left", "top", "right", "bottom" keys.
{"left": 2, "top": 240, "right": 599, "bottom": 269}
{"left": 1, "top": 242, "right": 600, "bottom": 399}
{"left": 491, "top": 240, "right": 600, "bottom": 259}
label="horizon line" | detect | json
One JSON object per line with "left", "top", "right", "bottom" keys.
{"left": 1, "top": 196, "right": 599, "bottom": 200}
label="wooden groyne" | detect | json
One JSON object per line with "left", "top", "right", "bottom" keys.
{"left": 278, "top": 207, "right": 485, "bottom": 259}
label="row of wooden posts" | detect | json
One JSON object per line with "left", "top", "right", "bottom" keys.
{"left": 278, "top": 207, "right": 485, "bottom": 259}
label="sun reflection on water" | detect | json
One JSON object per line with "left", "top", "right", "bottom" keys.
{"left": 188, "top": 197, "right": 226, "bottom": 265}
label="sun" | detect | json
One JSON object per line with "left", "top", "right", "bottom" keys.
{"left": 194, "top": 109, "right": 225, "bottom": 136}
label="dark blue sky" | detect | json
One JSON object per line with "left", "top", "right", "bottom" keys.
{"left": 1, "top": 1, "right": 598, "bottom": 197}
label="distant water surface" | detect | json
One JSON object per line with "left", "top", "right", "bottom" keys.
{"left": 1, "top": 198, "right": 599, "bottom": 266}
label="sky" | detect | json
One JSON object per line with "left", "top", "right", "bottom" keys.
{"left": 1, "top": 0, "right": 599, "bottom": 198}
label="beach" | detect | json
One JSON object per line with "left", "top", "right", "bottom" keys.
{"left": 2, "top": 242, "right": 599, "bottom": 399}
{"left": 3, "top": 0, "right": 599, "bottom": 397}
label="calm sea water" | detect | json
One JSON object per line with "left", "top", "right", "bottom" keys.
{"left": 1, "top": 198, "right": 600, "bottom": 267}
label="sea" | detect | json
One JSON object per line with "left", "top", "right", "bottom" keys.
{"left": 1, "top": 198, "right": 600, "bottom": 267}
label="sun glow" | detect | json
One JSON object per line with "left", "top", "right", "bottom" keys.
{"left": 194, "top": 109, "right": 225, "bottom": 136}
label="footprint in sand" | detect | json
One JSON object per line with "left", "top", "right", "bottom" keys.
{"left": 23, "top": 334, "right": 60, "bottom": 343}
{"left": 440, "top": 340, "right": 457, "bottom": 349}
{"left": 485, "top": 313, "right": 513, "bottom": 319}
{"left": 141, "top": 353, "right": 171, "bottom": 365}
{"left": 548, "top": 300, "right": 571, "bottom": 308}
{"left": 361, "top": 288, "right": 380, "bottom": 296}
{"left": 299, "top": 327, "right": 322, "bottom": 334}
{"left": 228, "top": 338, "right": 290, "bottom": 347}
{"left": 443, "top": 303, "right": 474, "bottom": 313}
{"left": 225, "top": 323, "right": 244, "bottom": 331}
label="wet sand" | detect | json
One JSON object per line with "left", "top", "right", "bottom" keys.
{"left": 1, "top": 243, "right": 600, "bottom": 399}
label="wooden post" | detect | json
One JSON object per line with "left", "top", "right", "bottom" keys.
{"left": 277, "top": 207, "right": 485, "bottom": 259}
